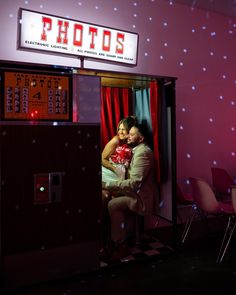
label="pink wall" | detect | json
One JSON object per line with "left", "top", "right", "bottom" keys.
{"left": 1, "top": 0, "right": 236, "bottom": 193}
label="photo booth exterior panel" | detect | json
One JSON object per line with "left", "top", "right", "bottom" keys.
{"left": 0, "top": 124, "right": 101, "bottom": 288}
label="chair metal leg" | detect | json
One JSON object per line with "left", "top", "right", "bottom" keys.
{"left": 181, "top": 204, "right": 197, "bottom": 243}
{"left": 216, "top": 215, "right": 236, "bottom": 263}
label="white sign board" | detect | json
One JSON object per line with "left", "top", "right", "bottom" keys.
{"left": 19, "top": 8, "right": 139, "bottom": 66}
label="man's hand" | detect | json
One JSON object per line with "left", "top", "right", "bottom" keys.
{"left": 102, "top": 189, "right": 111, "bottom": 200}
{"left": 115, "top": 165, "right": 126, "bottom": 180}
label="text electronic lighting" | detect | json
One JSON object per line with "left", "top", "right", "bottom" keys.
{"left": 19, "top": 8, "right": 139, "bottom": 66}
{"left": 2, "top": 70, "right": 71, "bottom": 121}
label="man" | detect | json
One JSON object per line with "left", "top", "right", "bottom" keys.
{"left": 102, "top": 123, "right": 159, "bottom": 262}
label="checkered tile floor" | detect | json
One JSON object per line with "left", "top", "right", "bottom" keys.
{"left": 100, "top": 235, "right": 173, "bottom": 267}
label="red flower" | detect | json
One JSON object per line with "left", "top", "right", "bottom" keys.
{"left": 110, "top": 144, "right": 132, "bottom": 166}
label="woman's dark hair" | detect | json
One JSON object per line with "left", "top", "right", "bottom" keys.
{"left": 117, "top": 115, "right": 138, "bottom": 133}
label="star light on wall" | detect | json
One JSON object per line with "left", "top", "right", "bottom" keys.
{"left": 4, "top": 0, "right": 236, "bottom": 190}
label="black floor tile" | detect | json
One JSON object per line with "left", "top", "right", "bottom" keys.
{"left": 99, "top": 233, "right": 174, "bottom": 267}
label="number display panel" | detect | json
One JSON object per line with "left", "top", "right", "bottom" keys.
{"left": 2, "top": 70, "right": 72, "bottom": 121}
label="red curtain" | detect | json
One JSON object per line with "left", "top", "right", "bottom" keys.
{"left": 101, "top": 87, "right": 133, "bottom": 149}
{"left": 150, "top": 81, "right": 160, "bottom": 182}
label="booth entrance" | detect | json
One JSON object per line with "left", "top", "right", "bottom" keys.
{"left": 73, "top": 68, "right": 177, "bottom": 234}
{"left": 0, "top": 61, "right": 177, "bottom": 290}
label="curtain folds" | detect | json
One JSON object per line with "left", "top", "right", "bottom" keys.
{"left": 133, "top": 88, "right": 153, "bottom": 150}
{"left": 101, "top": 87, "right": 133, "bottom": 149}
{"left": 150, "top": 81, "right": 160, "bottom": 182}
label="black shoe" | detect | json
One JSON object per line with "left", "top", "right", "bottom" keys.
{"left": 99, "top": 239, "right": 115, "bottom": 261}
{"left": 99, "top": 246, "right": 111, "bottom": 261}
{"left": 105, "top": 242, "right": 131, "bottom": 263}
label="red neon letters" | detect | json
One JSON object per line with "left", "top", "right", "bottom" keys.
{"left": 41, "top": 16, "right": 124, "bottom": 54}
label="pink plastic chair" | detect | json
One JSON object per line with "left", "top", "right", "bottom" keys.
{"left": 177, "top": 184, "right": 193, "bottom": 205}
{"left": 217, "top": 185, "right": 236, "bottom": 263}
{"left": 181, "top": 177, "right": 234, "bottom": 248}
{"left": 211, "top": 167, "right": 234, "bottom": 202}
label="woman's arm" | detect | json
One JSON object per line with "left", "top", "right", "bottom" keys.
{"left": 102, "top": 135, "right": 119, "bottom": 172}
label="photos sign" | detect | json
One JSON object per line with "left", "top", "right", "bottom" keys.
{"left": 19, "top": 8, "right": 139, "bottom": 65}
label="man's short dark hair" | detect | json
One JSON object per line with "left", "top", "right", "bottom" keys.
{"left": 133, "top": 121, "right": 153, "bottom": 149}
{"left": 133, "top": 123, "right": 149, "bottom": 140}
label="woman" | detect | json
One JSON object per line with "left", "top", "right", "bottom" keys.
{"left": 100, "top": 115, "right": 137, "bottom": 253}
{"left": 102, "top": 116, "right": 138, "bottom": 182}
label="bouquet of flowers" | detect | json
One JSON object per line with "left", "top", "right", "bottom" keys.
{"left": 110, "top": 144, "right": 132, "bottom": 167}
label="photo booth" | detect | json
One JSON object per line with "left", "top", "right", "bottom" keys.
{"left": 0, "top": 61, "right": 177, "bottom": 289}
